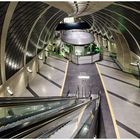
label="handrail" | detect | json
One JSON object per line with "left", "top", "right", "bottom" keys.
{"left": 75, "top": 94, "right": 100, "bottom": 138}
{"left": 23, "top": 98, "right": 100, "bottom": 139}
{"left": 0, "top": 96, "right": 76, "bottom": 101}
{"left": 0, "top": 96, "right": 77, "bottom": 107}
{"left": 0, "top": 99, "right": 92, "bottom": 138}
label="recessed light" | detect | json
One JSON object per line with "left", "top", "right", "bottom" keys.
{"left": 78, "top": 75, "right": 90, "bottom": 79}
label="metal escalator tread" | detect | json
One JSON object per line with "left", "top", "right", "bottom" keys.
{"left": 49, "top": 116, "right": 79, "bottom": 138}
{"left": 39, "top": 121, "right": 71, "bottom": 138}
{"left": 49, "top": 121, "right": 73, "bottom": 138}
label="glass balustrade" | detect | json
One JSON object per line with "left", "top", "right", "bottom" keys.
{"left": 0, "top": 99, "right": 77, "bottom": 129}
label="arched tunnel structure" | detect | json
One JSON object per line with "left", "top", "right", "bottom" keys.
{"left": 0, "top": 1, "right": 140, "bottom": 139}
{"left": 0, "top": 2, "right": 139, "bottom": 96}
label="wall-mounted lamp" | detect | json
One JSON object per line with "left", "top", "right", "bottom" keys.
{"left": 38, "top": 55, "right": 43, "bottom": 60}
{"left": 7, "top": 86, "right": 13, "bottom": 96}
{"left": 130, "top": 62, "right": 139, "bottom": 66}
{"left": 109, "top": 35, "right": 113, "bottom": 39}
{"left": 27, "top": 66, "right": 32, "bottom": 73}
{"left": 45, "top": 48, "right": 48, "bottom": 51}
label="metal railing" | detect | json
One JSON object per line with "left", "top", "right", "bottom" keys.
{"left": 0, "top": 92, "right": 100, "bottom": 138}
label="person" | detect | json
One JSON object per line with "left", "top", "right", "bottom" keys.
{"left": 44, "top": 55, "right": 47, "bottom": 63}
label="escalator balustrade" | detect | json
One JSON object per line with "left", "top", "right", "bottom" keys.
{"left": 0, "top": 95, "right": 100, "bottom": 138}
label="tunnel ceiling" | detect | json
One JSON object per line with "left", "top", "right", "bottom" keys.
{"left": 0, "top": 1, "right": 68, "bottom": 81}
{"left": 79, "top": 2, "right": 140, "bottom": 56}
{"left": 0, "top": 2, "right": 9, "bottom": 84}
{"left": 48, "top": 1, "right": 140, "bottom": 56}
{"left": 0, "top": 1, "right": 140, "bottom": 83}
{"left": 46, "top": 1, "right": 113, "bottom": 17}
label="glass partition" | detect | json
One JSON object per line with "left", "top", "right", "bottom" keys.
{"left": 0, "top": 99, "right": 77, "bottom": 129}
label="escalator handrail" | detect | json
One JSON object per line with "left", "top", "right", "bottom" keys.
{"left": 0, "top": 96, "right": 78, "bottom": 107}
{"left": 23, "top": 97, "right": 100, "bottom": 139}
{"left": 0, "top": 98, "right": 97, "bottom": 138}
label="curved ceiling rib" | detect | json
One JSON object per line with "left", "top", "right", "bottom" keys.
{"left": 46, "top": 1, "right": 112, "bottom": 17}
{"left": 0, "top": 1, "right": 139, "bottom": 82}
{"left": 92, "top": 10, "right": 140, "bottom": 56}
{"left": 80, "top": 17, "right": 101, "bottom": 34}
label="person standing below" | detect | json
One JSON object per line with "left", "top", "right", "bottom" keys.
{"left": 44, "top": 50, "right": 48, "bottom": 63}
{"left": 44, "top": 55, "right": 47, "bottom": 63}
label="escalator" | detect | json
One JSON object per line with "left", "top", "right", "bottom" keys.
{"left": 0, "top": 95, "right": 100, "bottom": 138}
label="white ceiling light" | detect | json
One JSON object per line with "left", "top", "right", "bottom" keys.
{"left": 78, "top": 75, "right": 90, "bottom": 79}
{"left": 64, "top": 17, "right": 75, "bottom": 23}
{"left": 38, "top": 56, "right": 43, "bottom": 60}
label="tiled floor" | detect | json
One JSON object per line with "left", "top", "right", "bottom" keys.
{"left": 20, "top": 53, "right": 140, "bottom": 138}
{"left": 63, "top": 62, "right": 117, "bottom": 138}
{"left": 98, "top": 64, "right": 138, "bottom": 86}
{"left": 21, "top": 56, "right": 67, "bottom": 97}
{"left": 39, "top": 64, "right": 65, "bottom": 86}
{"left": 18, "top": 88, "right": 34, "bottom": 97}
{"left": 46, "top": 56, "right": 67, "bottom": 71}
{"left": 98, "top": 60, "right": 120, "bottom": 70}
{"left": 63, "top": 62, "right": 105, "bottom": 97}
{"left": 29, "top": 74, "right": 61, "bottom": 96}
{"left": 97, "top": 54, "right": 140, "bottom": 138}
{"left": 118, "top": 126, "right": 137, "bottom": 138}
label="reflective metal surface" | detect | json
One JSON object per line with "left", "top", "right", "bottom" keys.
{"left": 0, "top": 96, "right": 97, "bottom": 138}
{"left": 0, "top": 1, "right": 139, "bottom": 82}
{"left": 0, "top": 2, "right": 9, "bottom": 84}
{"left": 0, "top": 98, "right": 77, "bottom": 135}
{"left": 61, "top": 31, "right": 94, "bottom": 45}
{"left": 26, "top": 7, "right": 59, "bottom": 63}
{"left": 5, "top": 2, "right": 48, "bottom": 80}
